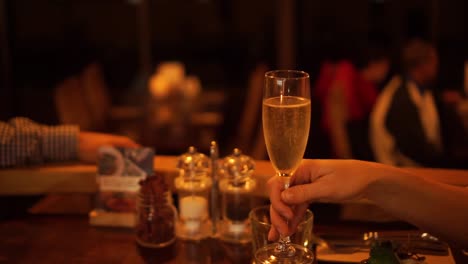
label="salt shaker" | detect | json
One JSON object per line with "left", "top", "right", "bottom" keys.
{"left": 175, "top": 146, "right": 212, "bottom": 240}
{"left": 219, "top": 148, "right": 256, "bottom": 243}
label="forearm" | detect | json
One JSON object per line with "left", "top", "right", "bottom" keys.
{"left": 0, "top": 117, "right": 79, "bottom": 167}
{"left": 41, "top": 124, "right": 79, "bottom": 162}
{"left": 366, "top": 163, "right": 468, "bottom": 247}
{"left": 405, "top": 167, "right": 468, "bottom": 187}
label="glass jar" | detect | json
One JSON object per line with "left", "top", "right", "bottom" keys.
{"left": 136, "top": 185, "right": 177, "bottom": 248}
{"left": 219, "top": 148, "right": 256, "bottom": 243}
{"left": 175, "top": 146, "right": 212, "bottom": 240}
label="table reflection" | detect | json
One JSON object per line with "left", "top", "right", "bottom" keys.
{"left": 137, "top": 238, "right": 253, "bottom": 264}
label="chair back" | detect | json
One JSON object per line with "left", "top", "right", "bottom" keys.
{"left": 81, "top": 63, "right": 111, "bottom": 130}
{"left": 54, "top": 77, "right": 93, "bottom": 130}
{"left": 236, "top": 63, "right": 268, "bottom": 159}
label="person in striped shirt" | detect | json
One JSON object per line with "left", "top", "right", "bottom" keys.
{"left": 0, "top": 117, "right": 138, "bottom": 168}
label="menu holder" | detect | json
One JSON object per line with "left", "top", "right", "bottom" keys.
{"left": 89, "top": 146, "right": 154, "bottom": 227}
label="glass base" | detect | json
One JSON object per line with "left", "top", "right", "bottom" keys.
{"left": 255, "top": 243, "right": 314, "bottom": 264}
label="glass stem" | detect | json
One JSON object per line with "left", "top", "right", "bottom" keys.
{"left": 275, "top": 172, "right": 295, "bottom": 255}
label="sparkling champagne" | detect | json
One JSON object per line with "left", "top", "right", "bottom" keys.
{"left": 263, "top": 96, "right": 311, "bottom": 176}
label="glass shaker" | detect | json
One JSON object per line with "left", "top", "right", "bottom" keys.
{"left": 136, "top": 174, "right": 177, "bottom": 248}
{"left": 219, "top": 148, "right": 256, "bottom": 243}
{"left": 175, "top": 146, "right": 212, "bottom": 240}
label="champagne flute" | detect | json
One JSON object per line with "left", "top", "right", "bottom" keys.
{"left": 256, "top": 70, "right": 313, "bottom": 264}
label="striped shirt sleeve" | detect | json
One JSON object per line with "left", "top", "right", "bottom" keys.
{"left": 0, "top": 117, "right": 79, "bottom": 168}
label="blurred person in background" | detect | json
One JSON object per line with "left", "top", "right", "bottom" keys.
{"left": 0, "top": 117, "right": 139, "bottom": 168}
{"left": 315, "top": 42, "right": 390, "bottom": 160}
{"left": 370, "top": 39, "right": 456, "bottom": 167}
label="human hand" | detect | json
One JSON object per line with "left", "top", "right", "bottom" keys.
{"left": 268, "top": 159, "right": 380, "bottom": 241}
{"left": 78, "top": 131, "right": 140, "bottom": 163}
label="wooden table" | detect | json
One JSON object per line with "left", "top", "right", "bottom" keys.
{"left": 0, "top": 156, "right": 275, "bottom": 198}
{"left": 0, "top": 214, "right": 402, "bottom": 264}
{"left": 1, "top": 214, "right": 466, "bottom": 264}
{"left": 0, "top": 215, "right": 276, "bottom": 264}
{"left": 1, "top": 158, "right": 468, "bottom": 263}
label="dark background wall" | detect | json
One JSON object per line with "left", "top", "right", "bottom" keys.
{"left": 0, "top": 0, "right": 466, "bottom": 123}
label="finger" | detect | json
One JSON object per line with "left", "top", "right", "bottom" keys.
{"left": 281, "top": 180, "right": 329, "bottom": 204}
{"left": 293, "top": 159, "right": 337, "bottom": 185}
{"left": 270, "top": 205, "right": 289, "bottom": 236}
{"left": 268, "top": 177, "right": 293, "bottom": 219}
{"left": 268, "top": 226, "right": 279, "bottom": 241}
{"left": 289, "top": 203, "right": 309, "bottom": 234}
{"left": 291, "top": 160, "right": 323, "bottom": 186}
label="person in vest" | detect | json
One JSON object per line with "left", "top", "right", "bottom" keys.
{"left": 371, "top": 39, "right": 445, "bottom": 167}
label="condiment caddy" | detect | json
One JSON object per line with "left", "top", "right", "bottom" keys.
{"left": 174, "top": 143, "right": 257, "bottom": 243}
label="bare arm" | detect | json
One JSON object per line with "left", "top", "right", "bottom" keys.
{"left": 0, "top": 117, "right": 79, "bottom": 167}
{"left": 368, "top": 165, "right": 468, "bottom": 246}
{"left": 268, "top": 160, "right": 468, "bottom": 247}
{"left": 77, "top": 131, "right": 139, "bottom": 163}
{"left": 405, "top": 167, "right": 468, "bottom": 187}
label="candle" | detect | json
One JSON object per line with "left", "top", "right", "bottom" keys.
{"left": 229, "top": 222, "right": 246, "bottom": 234}
{"left": 179, "top": 196, "right": 208, "bottom": 233}
{"left": 179, "top": 196, "right": 208, "bottom": 220}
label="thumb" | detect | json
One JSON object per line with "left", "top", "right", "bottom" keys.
{"left": 281, "top": 182, "right": 326, "bottom": 204}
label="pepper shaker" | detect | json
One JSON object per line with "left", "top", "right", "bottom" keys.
{"left": 219, "top": 148, "right": 256, "bottom": 243}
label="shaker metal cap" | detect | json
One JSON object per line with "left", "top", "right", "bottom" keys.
{"left": 177, "top": 146, "right": 210, "bottom": 177}
{"left": 221, "top": 148, "right": 255, "bottom": 183}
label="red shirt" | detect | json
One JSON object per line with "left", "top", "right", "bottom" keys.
{"left": 316, "top": 60, "right": 378, "bottom": 132}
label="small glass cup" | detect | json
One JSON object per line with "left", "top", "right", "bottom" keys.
{"left": 249, "top": 205, "right": 314, "bottom": 264}
{"left": 136, "top": 189, "right": 177, "bottom": 248}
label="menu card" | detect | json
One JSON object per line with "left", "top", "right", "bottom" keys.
{"left": 89, "top": 146, "right": 154, "bottom": 227}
